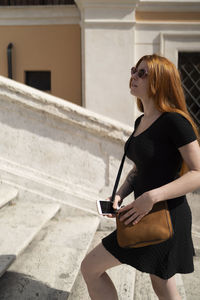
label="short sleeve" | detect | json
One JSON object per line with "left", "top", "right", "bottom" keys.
{"left": 166, "top": 112, "right": 197, "bottom": 148}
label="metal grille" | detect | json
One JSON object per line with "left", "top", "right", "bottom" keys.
{"left": 0, "top": 0, "right": 75, "bottom": 5}
{"left": 178, "top": 52, "right": 200, "bottom": 128}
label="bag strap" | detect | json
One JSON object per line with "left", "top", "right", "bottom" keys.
{"left": 110, "top": 130, "right": 135, "bottom": 203}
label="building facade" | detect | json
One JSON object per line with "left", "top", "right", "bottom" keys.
{"left": 0, "top": 0, "right": 199, "bottom": 126}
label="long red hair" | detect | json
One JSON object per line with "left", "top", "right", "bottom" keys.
{"left": 130, "top": 54, "right": 199, "bottom": 175}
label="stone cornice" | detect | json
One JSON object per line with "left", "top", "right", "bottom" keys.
{"left": 0, "top": 5, "right": 80, "bottom": 25}
{"left": 75, "top": 0, "right": 138, "bottom": 24}
{"left": 0, "top": 76, "right": 132, "bottom": 143}
{"left": 75, "top": 0, "right": 139, "bottom": 9}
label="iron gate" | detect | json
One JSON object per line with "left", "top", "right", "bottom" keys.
{"left": 178, "top": 52, "right": 200, "bottom": 129}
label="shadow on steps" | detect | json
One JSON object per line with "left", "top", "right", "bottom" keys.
{"left": 0, "top": 255, "right": 16, "bottom": 277}
{"left": 0, "top": 271, "right": 69, "bottom": 300}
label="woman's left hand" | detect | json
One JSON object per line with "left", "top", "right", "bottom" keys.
{"left": 118, "top": 192, "right": 155, "bottom": 225}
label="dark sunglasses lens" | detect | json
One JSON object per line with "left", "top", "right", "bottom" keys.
{"left": 138, "top": 69, "right": 146, "bottom": 78}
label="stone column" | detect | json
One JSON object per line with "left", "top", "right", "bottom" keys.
{"left": 75, "top": 0, "right": 139, "bottom": 126}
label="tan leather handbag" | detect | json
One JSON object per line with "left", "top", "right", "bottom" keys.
{"left": 111, "top": 131, "right": 174, "bottom": 248}
{"left": 116, "top": 201, "right": 173, "bottom": 248}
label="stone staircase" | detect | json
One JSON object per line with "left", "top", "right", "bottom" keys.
{"left": 0, "top": 183, "right": 199, "bottom": 299}
{"left": 0, "top": 183, "right": 99, "bottom": 299}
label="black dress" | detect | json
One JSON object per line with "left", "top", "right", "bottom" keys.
{"left": 102, "top": 112, "right": 197, "bottom": 279}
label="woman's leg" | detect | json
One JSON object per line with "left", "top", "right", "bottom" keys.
{"left": 150, "top": 274, "right": 182, "bottom": 300}
{"left": 81, "top": 242, "right": 121, "bottom": 300}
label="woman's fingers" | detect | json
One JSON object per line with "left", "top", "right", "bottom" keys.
{"left": 119, "top": 203, "right": 132, "bottom": 213}
{"left": 117, "top": 193, "right": 153, "bottom": 225}
{"left": 113, "top": 199, "right": 119, "bottom": 210}
{"left": 112, "top": 195, "right": 122, "bottom": 210}
{"left": 132, "top": 214, "right": 146, "bottom": 225}
{"left": 119, "top": 208, "right": 136, "bottom": 222}
{"left": 103, "top": 213, "right": 114, "bottom": 218}
{"left": 118, "top": 203, "right": 147, "bottom": 225}
{"left": 124, "top": 213, "right": 146, "bottom": 225}
{"left": 121, "top": 209, "right": 139, "bottom": 225}
{"left": 123, "top": 213, "right": 138, "bottom": 225}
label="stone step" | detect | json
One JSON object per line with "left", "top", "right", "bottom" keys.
{"left": 134, "top": 270, "right": 187, "bottom": 300}
{"left": 187, "top": 192, "right": 200, "bottom": 229}
{"left": 107, "top": 265, "right": 136, "bottom": 300}
{"left": 192, "top": 231, "right": 200, "bottom": 257}
{"left": 0, "top": 205, "right": 99, "bottom": 299}
{"left": 182, "top": 255, "right": 200, "bottom": 300}
{"left": 69, "top": 230, "right": 136, "bottom": 300}
{"left": 0, "top": 196, "right": 60, "bottom": 279}
{"left": 0, "top": 183, "right": 18, "bottom": 209}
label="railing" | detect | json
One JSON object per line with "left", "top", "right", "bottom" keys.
{"left": 0, "top": 0, "right": 75, "bottom": 5}
{"left": 178, "top": 52, "right": 200, "bottom": 129}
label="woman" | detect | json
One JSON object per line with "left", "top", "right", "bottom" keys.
{"left": 81, "top": 54, "right": 200, "bottom": 300}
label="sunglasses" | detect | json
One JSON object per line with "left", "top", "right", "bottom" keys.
{"left": 131, "top": 67, "right": 148, "bottom": 78}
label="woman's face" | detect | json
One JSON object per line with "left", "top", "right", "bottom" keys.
{"left": 130, "top": 60, "right": 149, "bottom": 100}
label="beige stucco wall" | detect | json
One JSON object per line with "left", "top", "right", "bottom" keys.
{"left": 0, "top": 24, "right": 81, "bottom": 106}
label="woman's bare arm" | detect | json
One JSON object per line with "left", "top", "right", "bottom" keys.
{"left": 116, "top": 165, "right": 137, "bottom": 199}
{"left": 110, "top": 165, "right": 137, "bottom": 211}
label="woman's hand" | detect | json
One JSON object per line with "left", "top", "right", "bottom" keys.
{"left": 105, "top": 194, "right": 123, "bottom": 218}
{"left": 118, "top": 192, "right": 154, "bottom": 225}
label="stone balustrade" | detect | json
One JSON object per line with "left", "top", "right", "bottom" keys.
{"left": 0, "top": 76, "right": 133, "bottom": 209}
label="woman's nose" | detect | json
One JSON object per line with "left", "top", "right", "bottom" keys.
{"left": 130, "top": 77, "right": 136, "bottom": 89}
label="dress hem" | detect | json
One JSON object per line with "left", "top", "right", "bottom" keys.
{"left": 101, "top": 239, "right": 194, "bottom": 280}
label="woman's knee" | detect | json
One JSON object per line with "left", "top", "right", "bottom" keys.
{"left": 81, "top": 255, "right": 92, "bottom": 281}
{"left": 81, "top": 244, "right": 106, "bottom": 282}
{"left": 81, "top": 242, "right": 121, "bottom": 283}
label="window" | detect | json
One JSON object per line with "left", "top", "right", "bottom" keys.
{"left": 178, "top": 52, "right": 200, "bottom": 128}
{"left": 25, "top": 71, "right": 51, "bottom": 91}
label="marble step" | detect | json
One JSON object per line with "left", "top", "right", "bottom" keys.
{"left": 0, "top": 196, "right": 60, "bottom": 279}
{"left": 69, "top": 230, "right": 136, "bottom": 300}
{"left": 187, "top": 192, "right": 200, "bottom": 229}
{"left": 0, "top": 205, "right": 100, "bottom": 299}
{"left": 192, "top": 231, "right": 200, "bottom": 256}
{"left": 0, "top": 183, "right": 18, "bottom": 209}
{"left": 107, "top": 265, "right": 136, "bottom": 300}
